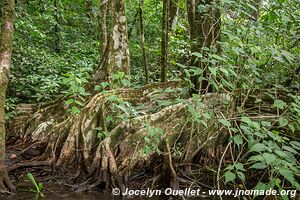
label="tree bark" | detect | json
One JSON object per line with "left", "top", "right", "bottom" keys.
{"left": 88, "top": 0, "right": 130, "bottom": 89}
{"left": 0, "top": 0, "right": 15, "bottom": 193}
{"left": 161, "top": 0, "right": 170, "bottom": 82}
{"left": 86, "top": 0, "right": 94, "bottom": 20}
{"left": 21, "top": 0, "right": 27, "bottom": 17}
{"left": 187, "top": 0, "right": 221, "bottom": 94}
{"left": 169, "top": 0, "right": 179, "bottom": 30}
{"left": 138, "top": 0, "right": 149, "bottom": 84}
{"left": 99, "top": 0, "right": 108, "bottom": 58}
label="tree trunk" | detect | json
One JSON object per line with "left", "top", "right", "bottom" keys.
{"left": 138, "top": 0, "right": 149, "bottom": 84}
{"left": 21, "top": 0, "right": 27, "bottom": 17}
{"left": 187, "top": 0, "right": 221, "bottom": 94}
{"left": 86, "top": 0, "right": 94, "bottom": 20}
{"left": 161, "top": 0, "right": 170, "bottom": 82}
{"left": 169, "top": 0, "right": 179, "bottom": 30}
{"left": 87, "top": 0, "right": 130, "bottom": 90}
{"left": 99, "top": 0, "right": 108, "bottom": 58}
{"left": 0, "top": 0, "right": 15, "bottom": 193}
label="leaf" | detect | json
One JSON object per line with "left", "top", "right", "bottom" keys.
{"left": 144, "top": 145, "right": 152, "bottom": 155}
{"left": 248, "top": 155, "right": 264, "bottom": 162}
{"left": 282, "top": 146, "right": 298, "bottom": 154}
{"left": 232, "top": 135, "right": 243, "bottom": 146}
{"left": 254, "top": 182, "right": 267, "bottom": 192}
{"left": 250, "top": 162, "right": 267, "bottom": 169}
{"left": 218, "top": 119, "right": 231, "bottom": 127}
{"left": 209, "top": 67, "right": 217, "bottom": 77}
{"left": 274, "top": 149, "right": 286, "bottom": 157}
{"left": 211, "top": 54, "right": 225, "bottom": 61}
{"left": 192, "top": 52, "right": 203, "bottom": 58}
{"left": 279, "top": 118, "right": 288, "bottom": 127}
{"left": 262, "top": 153, "right": 276, "bottom": 165}
{"left": 71, "top": 106, "right": 80, "bottom": 114}
{"left": 94, "top": 85, "right": 101, "bottom": 91}
{"left": 27, "top": 173, "right": 40, "bottom": 192}
{"left": 100, "top": 82, "right": 110, "bottom": 88}
{"left": 250, "top": 143, "right": 267, "bottom": 152}
{"left": 237, "top": 171, "right": 245, "bottom": 181}
{"left": 225, "top": 164, "right": 234, "bottom": 171}
{"left": 279, "top": 169, "right": 295, "bottom": 185}
{"left": 273, "top": 100, "right": 286, "bottom": 110}
{"left": 65, "top": 98, "right": 74, "bottom": 105}
{"left": 241, "top": 116, "right": 252, "bottom": 124}
{"left": 225, "top": 171, "right": 236, "bottom": 183}
{"left": 290, "top": 141, "right": 300, "bottom": 150}
{"left": 235, "top": 163, "right": 246, "bottom": 171}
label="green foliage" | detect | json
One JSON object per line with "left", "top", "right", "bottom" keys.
{"left": 26, "top": 173, "right": 44, "bottom": 197}
{"left": 4, "top": 0, "right": 300, "bottom": 197}
{"left": 63, "top": 72, "right": 90, "bottom": 114}
{"left": 224, "top": 96, "right": 300, "bottom": 194}
{"left": 144, "top": 124, "right": 164, "bottom": 155}
{"left": 8, "top": 0, "right": 98, "bottom": 104}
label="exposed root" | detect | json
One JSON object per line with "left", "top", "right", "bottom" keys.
{"left": 0, "top": 166, "right": 15, "bottom": 194}
{"left": 7, "top": 82, "right": 233, "bottom": 190}
{"left": 8, "top": 160, "right": 53, "bottom": 172}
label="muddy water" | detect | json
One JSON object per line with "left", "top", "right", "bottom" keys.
{"left": 1, "top": 184, "right": 170, "bottom": 200}
{"left": 2, "top": 189, "right": 165, "bottom": 200}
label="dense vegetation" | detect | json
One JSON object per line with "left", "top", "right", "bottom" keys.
{"left": 0, "top": 0, "right": 299, "bottom": 199}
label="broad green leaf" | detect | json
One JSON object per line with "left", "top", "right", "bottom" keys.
{"left": 65, "top": 98, "right": 74, "bottom": 105}
{"left": 237, "top": 171, "right": 245, "bottom": 181}
{"left": 192, "top": 52, "right": 203, "bottom": 58}
{"left": 254, "top": 182, "right": 267, "bottom": 193}
{"left": 250, "top": 162, "right": 267, "bottom": 169}
{"left": 273, "top": 100, "right": 286, "bottom": 110}
{"left": 235, "top": 163, "right": 246, "bottom": 171}
{"left": 279, "top": 118, "right": 288, "bottom": 127}
{"left": 211, "top": 54, "right": 224, "bottom": 61}
{"left": 232, "top": 135, "right": 243, "bottom": 146}
{"left": 250, "top": 143, "right": 267, "bottom": 152}
{"left": 94, "top": 85, "right": 101, "bottom": 91}
{"left": 274, "top": 150, "right": 287, "bottom": 158}
{"left": 262, "top": 153, "right": 276, "bottom": 165}
{"left": 248, "top": 155, "right": 264, "bottom": 162}
{"left": 290, "top": 141, "right": 300, "bottom": 150}
{"left": 145, "top": 145, "right": 152, "bottom": 155}
{"left": 283, "top": 146, "right": 298, "bottom": 154}
{"left": 218, "top": 119, "right": 231, "bottom": 127}
{"left": 225, "top": 171, "right": 236, "bottom": 183}
{"left": 225, "top": 164, "right": 234, "bottom": 171}
{"left": 241, "top": 116, "right": 252, "bottom": 124}
{"left": 71, "top": 106, "right": 80, "bottom": 114}
{"left": 209, "top": 67, "right": 217, "bottom": 77}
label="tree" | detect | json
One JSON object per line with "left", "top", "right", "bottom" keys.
{"left": 89, "top": 0, "right": 130, "bottom": 88}
{"left": 86, "top": 0, "right": 94, "bottom": 20}
{"left": 21, "top": 0, "right": 27, "bottom": 17}
{"left": 7, "top": 0, "right": 133, "bottom": 192}
{"left": 0, "top": 0, "right": 15, "bottom": 193}
{"left": 161, "top": 0, "right": 170, "bottom": 82}
{"left": 187, "top": 0, "right": 221, "bottom": 94}
{"left": 138, "top": 0, "right": 149, "bottom": 84}
{"left": 98, "top": 0, "right": 109, "bottom": 57}
{"left": 169, "top": 0, "right": 179, "bottom": 30}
